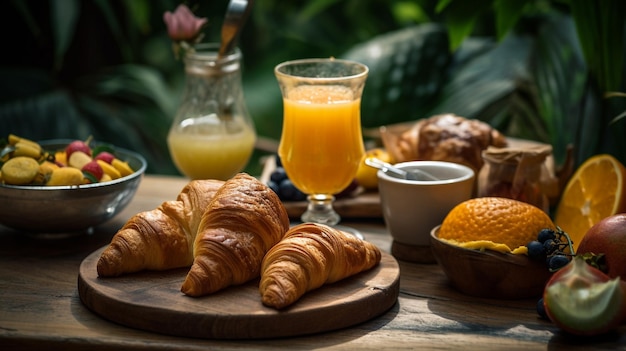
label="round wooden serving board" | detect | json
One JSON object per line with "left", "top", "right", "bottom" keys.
{"left": 78, "top": 247, "right": 400, "bottom": 339}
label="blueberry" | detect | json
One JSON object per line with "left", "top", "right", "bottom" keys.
{"left": 270, "top": 167, "right": 288, "bottom": 184}
{"left": 526, "top": 241, "right": 545, "bottom": 260}
{"left": 537, "top": 228, "right": 556, "bottom": 243}
{"left": 267, "top": 180, "right": 280, "bottom": 195}
{"left": 335, "top": 179, "right": 358, "bottom": 198}
{"left": 543, "top": 239, "right": 558, "bottom": 255}
{"left": 279, "top": 178, "right": 306, "bottom": 201}
{"left": 536, "top": 298, "right": 548, "bottom": 320}
{"left": 548, "top": 254, "right": 570, "bottom": 271}
{"left": 275, "top": 154, "right": 283, "bottom": 168}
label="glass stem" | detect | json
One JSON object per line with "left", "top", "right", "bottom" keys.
{"left": 301, "top": 194, "right": 340, "bottom": 226}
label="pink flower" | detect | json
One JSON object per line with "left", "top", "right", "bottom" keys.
{"left": 163, "top": 4, "right": 208, "bottom": 42}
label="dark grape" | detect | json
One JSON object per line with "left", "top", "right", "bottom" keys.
{"left": 536, "top": 298, "right": 548, "bottom": 320}
{"left": 279, "top": 178, "right": 306, "bottom": 201}
{"left": 335, "top": 179, "right": 358, "bottom": 199}
{"left": 270, "top": 167, "right": 288, "bottom": 184}
{"left": 537, "top": 228, "right": 556, "bottom": 243}
{"left": 548, "top": 254, "right": 570, "bottom": 271}
{"left": 526, "top": 241, "right": 546, "bottom": 259}
{"left": 267, "top": 180, "right": 280, "bottom": 195}
{"left": 531, "top": 227, "right": 573, "bottom": 274}
{"left": 543, "top": 239, "right": 558, "bottom": 255}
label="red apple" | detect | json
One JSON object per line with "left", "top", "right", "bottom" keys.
{"left": 543, "top": 256, "right": 626, "bottom": 336}
{"left": 94, "top": 151, "right": 115, "bottom": 164}
{"left": 66, "top": 140, "right": 91, "bottom": 159}
{"left": 82, "top": 160, "right": 103, "bottom": 182}
{"left": 577, "top": 213, "right": 626, "bottom": 281}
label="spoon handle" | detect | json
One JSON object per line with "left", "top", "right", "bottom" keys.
{"left": 219, "top": 0, "right": 254, "bottom": 57}
{"left": 364, "top": 157, "right": 408, "bottom": 178}
{"left": 365, "top": 157, "right": 440, "bottom": 181}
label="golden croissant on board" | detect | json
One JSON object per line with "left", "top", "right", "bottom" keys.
{"left": 97, "top": 179, "right": 224, "bottom": 277}
{"left": 181, "top": 173, "right": 290, "bottom": 297}
{"left": 259, "top": 223, "right": 382, "bottom": 309}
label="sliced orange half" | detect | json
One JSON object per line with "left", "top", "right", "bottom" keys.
{"left": 554, "top": 154, "right": 626, "bottom": 252}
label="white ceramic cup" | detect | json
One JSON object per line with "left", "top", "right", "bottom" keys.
{"left": 377, "top": 161, "right": 475, "bottom": 263}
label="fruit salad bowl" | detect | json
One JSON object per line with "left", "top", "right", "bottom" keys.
{"left": 430, "top": 225, "right": 552, "bottom": 299}
{"left": 0, "top": 140, "right": 147, "bottom": 235}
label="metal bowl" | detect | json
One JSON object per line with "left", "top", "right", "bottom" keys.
{"left": 0, "top": 140, "right": 147, "bottom": 234}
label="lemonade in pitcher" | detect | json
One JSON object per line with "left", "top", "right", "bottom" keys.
{"left": 168, "top": 114, "right": 256, "bottom": 180}
{"left": 167, "top": 44, "right": 256, "bottom": 181}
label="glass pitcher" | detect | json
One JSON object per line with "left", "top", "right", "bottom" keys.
{"left": 167, "top": 43, "right": 256, "bottom": 180}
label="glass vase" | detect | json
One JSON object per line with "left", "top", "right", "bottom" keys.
{"left": 167, "top": 43, "right": 256, "bottom": 180}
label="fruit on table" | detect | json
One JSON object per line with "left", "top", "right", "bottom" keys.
{"left": 438, "top": 197, "right": 556, "bottom": 253}
{"left": 33, "top": 161, "right": 60, "bottom": 184}
{"left": 82, "top": 161, "right": 104, "bottom": 183}
{"left": 266, "top": 155, "right": 358, "bottom": 202}
{"left": 1, "top": 157, "right": 40, "bottom": 185}
{"left": 355, "top": 148, "right": 391, "bottom": 190}
{"left": 526, "top": 227, "right": 575, "bottom": 271}
{"left": 46, "top": 167, "right": 85, "bottom": 186}
{"left": 543, "top": 256, "right": 626, "bottom": 336}
{"left": 576, "top": 213, "right": 626, "bottom": 281}
{"left": 94, "top": 151, "right": 115, "bottom": 164}
{"left": 554, "top": 154, "right": 626, "bottom": 252}
{"left": 267, "top": 157, "right": 306, "bottom": 202}
{"left": 68, "top": 151, "right": 92, "bottom": 170}
{"left": 111, "top": 158, "right": 134, "bottom": 177}
{"left": 65, "top": 139, "right": 92, "bottom": 159}
{"left": 0, "top": 134, "right": 135, "bottom": 186}
{"left": 97, "top": 160, "right": 121, "bottom": 180}
{"left": 13, "top": 141, "right": 42, "bottom": 159}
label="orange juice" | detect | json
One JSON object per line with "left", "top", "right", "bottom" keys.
{"left": 168, "top": 116, "right": 256, "bottom": 180}
{"left": 278, "top": 85, "right": 364, "bottom": 195}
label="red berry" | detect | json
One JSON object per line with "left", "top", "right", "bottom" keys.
{"left": 66, "top": 140, "right": 91, "bottom": 159}
{"left": 82, "top": 160, "right": 103, "bottom": 182}
{"left": 94, "top": 151, "right": 115, "bottom": 164}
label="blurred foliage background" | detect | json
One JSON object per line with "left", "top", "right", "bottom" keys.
{"left": 1, "top": 0, "right": 624, "bottom": 177}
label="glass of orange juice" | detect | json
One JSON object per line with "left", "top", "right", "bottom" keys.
{"left": 275, "top": 58, "right": 368, "bottom": 225}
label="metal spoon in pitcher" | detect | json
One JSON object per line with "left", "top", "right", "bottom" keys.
{"left": 364, "top": 157, "right": 439, "bottom": 181}
{"left": 218, "top": 0, "right": 254, "bottom": 58}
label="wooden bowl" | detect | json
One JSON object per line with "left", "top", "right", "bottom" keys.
{"left": 430, "top": 225, "right": 552, "bottom": 299}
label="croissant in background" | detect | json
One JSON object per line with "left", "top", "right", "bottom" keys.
{"left": 260, "top": 223, "right": 382, "bottom": 309}
{"left": 97, "top": 179, "right": 224, "bottom": 277}
{"left": 181, "top": 173, "right": 290, "bottom": 297}
{"left": 381, "top": 114, "right": 507, "bottom": 173}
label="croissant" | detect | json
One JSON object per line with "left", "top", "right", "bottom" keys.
{"left": 181, "top": 173, "right": 290, "bottom": 297}
{"left": 97, "top": 179, "right": 224, "bottom": 277}
{"left": 259, "top": 223, "right": 382, "bottom": 309}
{"left": 381, "top": 114, "right": 507, "bottom": 173}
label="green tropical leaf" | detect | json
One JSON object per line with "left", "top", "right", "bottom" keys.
{"left": 494, "top": 0, "right": 527, "bottom": 41}
{"left": 568, "top": 0, "right": 626, "bottom": 92}
{"left": 436, "top": 0, "right": 493, "bottom": 50}
{"left": 531, "top": 12, "right": 592, "bottom": 164}
{"left": 342, "top": 25, "right": 451, "bottom": 128}
{"left": 50, "top": 0, "right": 79, "bottom": 71}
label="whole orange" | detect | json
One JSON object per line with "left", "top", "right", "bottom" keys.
{"left": 438, "top": 197, "right": 556, "bottom": 253}
{"left": 576, "top": 213, "right": 626, "bottom": 281}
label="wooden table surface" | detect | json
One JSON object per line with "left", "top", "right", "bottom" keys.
{"left": 1, "top": 174, "right": 624, "bottom": 350}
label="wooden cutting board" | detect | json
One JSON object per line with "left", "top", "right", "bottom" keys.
{"left": 77, "top": 247, "right": 400, "bottom": 339}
